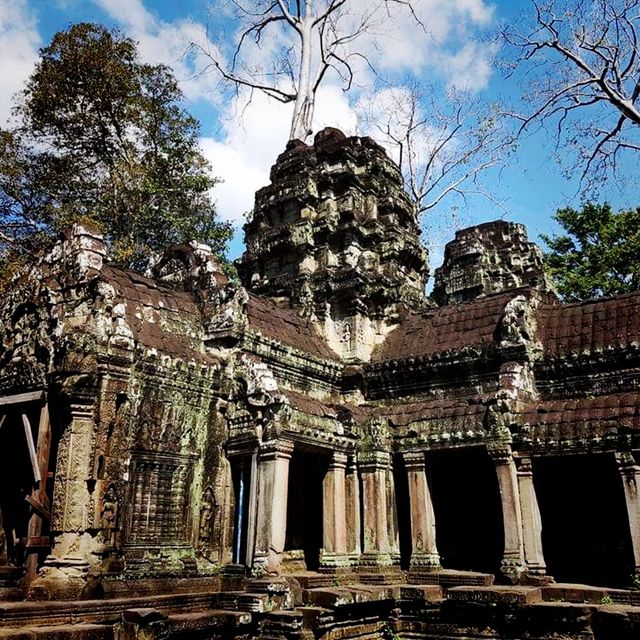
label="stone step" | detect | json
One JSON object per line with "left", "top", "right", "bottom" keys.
{"left": 304, "top": 585, "right": 398, "bottom": 608}
{"left": 447, "top": 585, "right": 542, "bottom": 605}
{"left": 217, "top": 591, "right": 272, "bottom": 613}
{"left": 246, "top": 576, "right": 291, "bottom": 595}
{"left": 408, "top": 569, "right": 495, "bottom": 588}
{"left": 542, "top": 583, "right": 635, "bottom": 605}
{"left": 260, "top": 609, "right": 304, "bottom": 637}
{"left": 285, "top": 571, "right": 333, "bottom": 589}
{"left": 0, "top": 623, "right": 113, "bottom": 639}
{"left": 397, "top": 584, "right": 444, "bottom": 602}
{"left": 0, "top": 566, "right": 26, "bottom": 587}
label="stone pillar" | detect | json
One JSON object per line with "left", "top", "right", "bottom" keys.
{"left": 34, "top": 399, "right": 98, "bottom": 597}
{"left": 490, "top": 444, "right": 526, "bottom": 582}
{"left": 321, "top": 452, "right": 349, "bottom": 568}
{"left": 403, "top": 451, "right": 440, "bottom": 570}
{"left": 516, "top": 457, "right": 546, "bottom": 575}
{"left": 253, "top": 440, "right": 293, "bottom": 574}
{"left": 345, "top": 455, "right": 361, "bottom": 562}
{"left": 616, "top": 452, "right": 640, "bottom": 576}
{"left": 359, "top": 451, "right": 392, "bottom": 566}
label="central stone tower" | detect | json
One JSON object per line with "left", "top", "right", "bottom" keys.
{"left": 237, "top": 128, "right": 429, "bottom": 361}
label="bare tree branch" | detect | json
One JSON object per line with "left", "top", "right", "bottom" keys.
{"left": 195, "top": 0, "right": 425, "bottom": 141}
{"left": 503, "top": 0, "right": 640, "bottom": 188}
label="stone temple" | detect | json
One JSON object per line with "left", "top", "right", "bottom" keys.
{"left": 1, "top": 128, "right": 640, "bottom": 638}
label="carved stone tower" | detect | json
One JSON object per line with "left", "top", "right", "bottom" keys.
{"left": 237, "top": 128, "right": 429, "bottom": 361}
{"left": 432, "top": 220, "right": 554, "bottom": 306}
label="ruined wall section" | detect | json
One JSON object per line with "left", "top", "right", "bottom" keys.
{"left": 0, "top": 227, "right": 234, "bottom": 597}
{"left": 238, "top": 128, "right": 430, "bottom": 362}
{"left": 432, "top": 221, "right": 554, "bottom": 306}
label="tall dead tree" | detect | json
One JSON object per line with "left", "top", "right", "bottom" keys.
{"left": 192, "top": 0, "right": 422, "bottom": 141}
{"left": 503, "top": 0, "right": 640, "bottom": 186}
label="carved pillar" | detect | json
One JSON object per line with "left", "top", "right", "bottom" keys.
{"left": 321, "top": 451, "right": 349, "bottom": 568}
{"left": 490, "top": 444, "right": 526, "bottom": 581}
{"left": 253, "top": 439, "right": 293, "bottom": 574}
{"left": 37, "top": 399, "right": 97, "bottom": 594}
{"left": 345, "top": 455, "right": 361, "bottom": 562}
{"left": 359, "top": 451, "right": 392, "bottom": 566}
{"left": 616, "top": 452, "right": 640, "bottom": 576}
{"left": 403, "top": 451, "right": 440, "bottom": 570}
{"left": 516, "top": 457, "right": 546, "bottom": 575}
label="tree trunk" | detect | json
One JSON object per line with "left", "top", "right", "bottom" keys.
{"left": 289, "top": 18, "right": 315, "bottom": 142}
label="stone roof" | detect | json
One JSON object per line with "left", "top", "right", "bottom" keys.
{"left": 103, "top": 265, "right": 218, "bottom": 365}
{"left": 535, "top": 291, "right": 640, "bottom": 357}
{"left": 380, "top": 396, "right": 488, "bottom": 429}
{"left": 519, "top": 393, "right": 640, "bottom": 432}
{"left": 246, "top": 293, "right": 340, "bottom": 361}
{"left": 372, "top": 291, "right": 518, "bottom": 362}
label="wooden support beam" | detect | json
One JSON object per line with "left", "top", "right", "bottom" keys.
{"left": 25, "top": 495, "right": 50, "bottom": 522}
{"left": 0, "top": 414, "right": 5, "bottom": 431}
{"left": 21, "top": 413, "right": 41, "bottom": 484}
{"left": 26, "top": 402, "right": 52, "bottom": 579}
{"left": 0, "top": 391, "right": 44, "bottom": 407}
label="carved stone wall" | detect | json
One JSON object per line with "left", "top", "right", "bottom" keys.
{"left": 238, "top": 128, "right": 429, "bottom": 361}
{"left": 432, "top": 221, "right": 554, "bottom": 306}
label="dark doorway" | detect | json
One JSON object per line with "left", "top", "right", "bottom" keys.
{"left": 533, "top": 454, "right": 634, "bottom": 587}
{"left": 426, "top": 447, "right": 504, "bottom": 574}
{"left": 231, "top": 457, "right": 252, "bottom": 565}
{"left": 393, "top": 456, "right": 413, "bottom": 570}
{"left": 285, "top": 449, "right": 327, "bottom": 571}
{"left": 0, "top": 399, "right": 55, "bottom": 575}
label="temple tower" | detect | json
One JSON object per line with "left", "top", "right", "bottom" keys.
{"left": 237, "top": 128, "right": 429, "bottom": 361}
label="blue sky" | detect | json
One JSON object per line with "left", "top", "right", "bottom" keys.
{"left": 0, "top": 0, "right": 637, "bottom": 271}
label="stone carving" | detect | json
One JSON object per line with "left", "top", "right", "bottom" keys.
{"left": 100, "top": 485, "right": 118, "bottom": 531}
{"left": 0, "top": 303, "right": 52, "bottom": 391}
{"left": 198, "top": 486, "right": 215, "bottom": 551}
{"left": 208, "top": 284, "right": 249, "bottom": 332}
{"left": 433, "top": 221, "right": 554, "bottom": 305}
{"left": 499, "top": 295, "right": 530, "bottom": 346}
{"left": 366, "top": 416, "right": 391, "bottom": 448}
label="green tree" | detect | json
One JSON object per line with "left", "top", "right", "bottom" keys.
{"left": 542, "top": 203, "right": 640, "bottom": 301}
{"left": 0, "top": 22, "right": 231, "bottom": 274}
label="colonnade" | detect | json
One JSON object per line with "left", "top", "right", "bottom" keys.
{"left": 234, "top": 439, "right": 640, "bottom": 580}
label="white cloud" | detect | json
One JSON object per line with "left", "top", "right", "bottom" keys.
{"left": 0, "top": 0, "right": 40, "bottom": 125}
{"left": 92, "top": 0, "right": 223, "bottom": 104}
{"left": 442, "top": 41, "right": 497, "bottom": 92}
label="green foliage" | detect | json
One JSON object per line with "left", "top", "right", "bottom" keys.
{"left": 0, "top": 22, "right": 231, "bottom": 273}
{"left": 541, "top": 203, "right": 640, "bottom": 301}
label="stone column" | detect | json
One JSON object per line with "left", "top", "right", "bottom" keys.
{"left": 345, "top": 455, "right": 361, "bottom": 562}
{"left": 490, "top": 444, "right": 526, "bottom": 582}
{"left": 403, "top": 451, "right": 440, "bottom": 570}
{"left": 35, "top": 399, "right": 97, "bottom": 597}
{"left": 617, "top": 452, "right": 640, "bottom": 576}
{"left": 253, "top": 440, "right": 293, "bottom": 575}
{"left": 516, "top": 457, "right": 546, "bottom": 575}
{"left": 359, "top": 451, "right": 392, "bottom": 566}
{"left": 321, "top": 452, "right": 349, "bottom": 568}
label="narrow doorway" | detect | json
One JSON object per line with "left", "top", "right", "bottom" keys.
{"left": 426, "top": 447, "right": 504, "bottom": 575}
{"left": 285, "top": 449, "right": 327, "bottom": 571}
{"left": 533, "top": 454, "right": 634, "bottom": 587}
